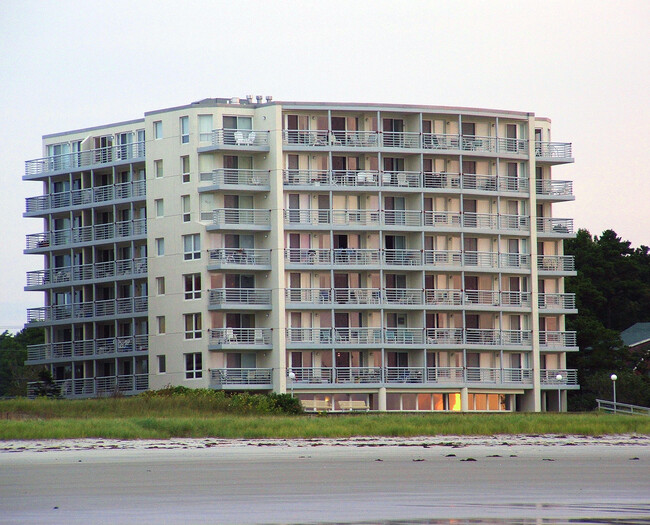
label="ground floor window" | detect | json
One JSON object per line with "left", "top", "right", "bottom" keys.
{"left": 185, "top": 352, "right": 202, "bottom": 379}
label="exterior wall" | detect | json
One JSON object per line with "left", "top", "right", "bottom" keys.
{"left": 24, "top": 98, "right": 577, "bottom": 411}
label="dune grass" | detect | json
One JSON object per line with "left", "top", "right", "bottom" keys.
{"left": 0, "top": 396, "right": 648, "bottom": 440}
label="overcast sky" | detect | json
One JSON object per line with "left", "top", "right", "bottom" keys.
{"left": 1, "top": 0, "right": 648, "bottom": 331}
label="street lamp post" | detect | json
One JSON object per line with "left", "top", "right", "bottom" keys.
{"left": 288, "top": 371, "right": 296, "bottom": 398}
{"left": 610, "top": 374, "right": 617, "bottom": 414}
{"left": 556, "top": 373, "right": 563, "bottom": 412}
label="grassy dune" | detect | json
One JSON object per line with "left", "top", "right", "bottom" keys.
{"left": 0, "top": 397, "right": 648, "bottom": 440}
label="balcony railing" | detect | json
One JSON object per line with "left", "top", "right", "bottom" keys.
{"left": 28, "top": 374, "right": 149, "bottom": 398}
{"left": 208, "top": 288, "right": 272, "bottom": 306}
{"left": 26, "top": 219, "right": 147, "bottom": 250}
{"left": 536, "top": 179, "right": 574, "bottom": 197}
{"left": 538, "top": 293, "right": 576, "bottom": 310}
{"left": 537, "top": 217, "right": 574, "bottom": 235}
{"left": 210, "top": 368, "right": 272, "bottom": 386}
{"left": 26, "top": 335, "right": 148, "bottom": 362}
{"left": 211, "top": 208, "right": 271, "bottom": 227}
{"left": 539, "top": 331, "right": 577, "bottom": 348}
{"left": 26, "top": 258, "right": 147, "bottom": 287}
{"left": 27, "top": 297, "right": 148, "bottom": 323}
{"left": 535, "top": 142, "right": 573, "bottom": 159}
{"left": 209, "top": 129, "right": 270, "bottom": 147}
{"left": 208, "top": 168, "right": 270, "bottom": 187}
{"left": 25, "top": 180, "right": 146, "bottom": 214}
{"left": 208, "top": 328, "right": 272, "bottom": 345}
{"left": 537, "top": 255, "right": 575, "bottom": 272}
{"left": 207, "top": 248, "right": 271, "bottom": 266}
{"left": 540, "top": 369, "right": 578, "bottom": 385}
{"left": 25, "top": 142, "right": 146, "bottom": 177}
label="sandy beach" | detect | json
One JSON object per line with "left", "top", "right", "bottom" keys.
{"left": 1, "top": 435, "right": 649, "bottom": 524}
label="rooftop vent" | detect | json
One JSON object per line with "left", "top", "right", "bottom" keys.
{"left": 266, "top": 96, "right": 273, "bottom": 103}
{"left": 230, "top": 97, "right": 240, "bottom": 104}
{"left": 256, "top": 95, "right": 263, "bottom": 103}
{"left": 246, "top": 95, "right": 253, "bottom": 103}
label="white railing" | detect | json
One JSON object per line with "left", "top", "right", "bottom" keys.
{"left": 333, "top": 327, "right": 383, "bottom": 344}
{"left": 423, "top": 250, "right": 463, "bottom": 266}
{"left": 210, "top": 129, "right": 270, "bottom": 147}
{"left": 537, "top": 255, "right": 575, "bottom": 272}
{"left": 210, "top": 368, "right": 272, "bottom": 385}
{"left": 537, "top": 217, "right": 574, "bottom": 235}
{"left": 28, "top": 374, "right": 148, "bottom": 398}
{"left": 536, "top": 179, "right": 574, "bottom": 197}
{"left": 383, "top": 288, "right": 423, "bottom": 305}
{"left": 596, "top": 399, "right": 650, "bottom": 416}
{"left": 26, "top": 220, "right": 146, "bottom": 250}
{"left": 208, "top": 288, "right": 272, "bottom": 306}
{"left": 208, "top": 248, "right": 271, "bottom": 266}
{"left": 27, "top": 298, "right": 148, "bottom": 323}
{"left": 286, "top": 327, "right": 333, "bottom": 344}
{"left": 540, "top": 369, "right": 578, "bottom": 385}
{"left": 209, "top": 328, "right": 272, "bottom": 345}
{"left": 425, "top": 289, "right": 463, "bottom": 306}
{"left": 382, "top": 131, "right": 421, "bottom": 148}
{"left": 283, "top": 169, "right": 330, "bottom": 185}
{"left": 210, "top": 168, "right": 270, "bottom": 186}
{"left": 283, "top": 129, "right": 330, "bottom": 146}
{"left": 385, "top": 367, "right": 425, "bottom": 383}
{"left": 27, "top": 258, "right": 147, "bottom": 287}
{"left": 286, "top": 288, "right": 331, "bottom": 304}
{"left": 423, "top": 211, "right": 462, "bottom": 227}
{"left": 383, "top": 249, "right": 422, "bottom": 266}
{"left": 212, "top": 208, "right": 271, "bottom": 226}
{"left": 25, "top": 142, "right": 145, "bottom": 176}
{"left": 538, "top": 293, "right": 576, "bottom": 310}
{"left": 539, "top": 331, "right": 577, "bottom": 348}
{"left": 535, "top": 142, "right": 572, "bottom": 159}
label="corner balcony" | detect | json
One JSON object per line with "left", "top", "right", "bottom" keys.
{"left": 534, "top": 142, "right": 574, "bottom": 164}
{"left": 24, "top": 142, "right": 146, "bottom": 179}
{"left": 26, "top": 258, "right": 147, "bottom": 289}
{"left": 207, "top": 248, "right": 272, "bottom": 271}
{"left": 536, "top": 218, "right": 574, "bottom": 238}
{"left": 538, "top": 293, "right": 577, "bottom": 314}
{"left": 199, "top": 168, "right": 270, "bottom": 192}
{"left": 208, "top": 328, "right": 272, "bottom": 350}
{"left": 28, "top": 374, "right": 149, "bottom": 398}
{"left": 208, "top": 288, "right": 272, "bottom": 310}
{"left": 422, "top": 134, "right": 528, "bottom": 155}
{"left": 208, "top": 208, "right": 271, "bottom": 232}
{"left": 209, "top": 368, "right": 272, "bottom": 390}
{"left": 26, "top": 335, "right": 148, "bottom": 364}
{"left": 539, "top": 331, "right": 578, "bottom": 351}
{"left": 200, "top": 129, "right": 270, "bottom": 152}
{"left": 540, "top": 369, "right": 579, "bottom": 388}
{"left": 25, "top": 219, "right": 147, "bottom": 252}
{"left": 27, "top": 297, "right": 148, "bottom": 325}
{"left": 537, "top": 255, "right": 576, "bottom": 275}
{"left": 535, "top": 179, "right": 574, "bottom": 201}
{"left": 25, "top": 180, "right": 146, "bottom": 216}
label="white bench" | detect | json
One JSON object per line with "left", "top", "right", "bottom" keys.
{"left": 338, "top": 400, "right": 369, "bottom": 411}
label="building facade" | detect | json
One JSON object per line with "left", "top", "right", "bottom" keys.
{"left": 24, "top": 97, "right": 577, "bottom": 411}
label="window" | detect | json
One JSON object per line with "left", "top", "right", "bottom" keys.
{"left": 154, "top": 159, "right": 163, "bottom": 178}
{"left": 183, "top": 233, "right": 201, "bottom": 260}
{"left": 157, "top": 355, "right": 166, "bottom": 374}
{"left": 184, "top": 273, "right": 201, "bottom": 300}
{"left": 156, "top": 277, "right": 165, "bottom": 295}
{"left": 185, "top": 352, "right": 202, "bottom": 379}
{"left": 155, "top": 199, "right": 164, "bottom": 217}
{"left": 198, "top": 115, "right": 213, "bottom": 142}
{"left": 155, "top": 238, "right": 165, "bottom": 256}
{"left": 156, "top": 316, "right": 166, "bottom": 334}
{"left": 154, "top": 121, "right": 163, "bottom": 140}
{"left": 180, "top": 116, "right": 189, "bottom": 144}
{"left": 182, "top": 195, "right": 190, "bottom": 222}
{"left": 184, "top": 313, "right": 202, "bottom": 339}
{"left": 181, "top": 155, "right": 190, "bottom": 183}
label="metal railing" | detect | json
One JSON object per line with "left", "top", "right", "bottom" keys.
{"left": 26, "top": 219, "right": 147, "bottom": 250}
{"left": 208, "top": 288, "right": 272, "bottom": 306}
{"left": 596, "top": 399, "right": 650, "bottom": 416}
{"left": 538, "top": 293, "right": 576, "bottom": 310}
{"left": 210, "top": 368, "right": 272, "bottom": 385}
{"left": 536, "top": 179, "right": 574, "bottom": 197}
{"left": 208, "top": 328, "right": 272, "bottom": 345}
{"left": 537, "top": 255, "right": 575, "bottom": 272}
{"left": 28, "top": 374, "right": 148, "bottom": 398}
{"left": 537, "top": 217, "right": 574, "bottom": 235}
{"left": 212, "top": 208, "right": 271, "bottom": 226}
{"left": 209, "top": 168, "right": 270, "bottom": 186}
{"left": 26, "top": 258, "right": 147, "bottom": 287}
{"left": 210, "top": 129, "right": 270, "bottom": 147}
{"left": 25, "top": 142, "right": 145, "bottom": 176}
{"left": 207, "top": 248, "right": 271, "bottom": 266}
{"left": 27, "top": 297, "right": 148, "bottom": 323}
{"left": 535, "top": 142, "right": 573, "bottom": 159}
{"left": 540, "top": 369, "right": 578, "bottom": 385}
{"left": 26, "top": 335, "right": 148, "bottom": 361}
{"left": 539, "top": 331, "right": 577, "bottom": 348}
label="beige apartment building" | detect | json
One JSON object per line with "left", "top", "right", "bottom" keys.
{"left": 24, "top": 96, "right": 577, "bottom": 411}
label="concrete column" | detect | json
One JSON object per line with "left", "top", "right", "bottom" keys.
{"left": 378, "top": 387, "right": 387, "bottom": 411}
{"left": 461, "top": 387, "right": 469, "bottom": 412}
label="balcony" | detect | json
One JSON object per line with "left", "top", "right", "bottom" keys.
{"left": 536, "top": 218, "right": 574, "bottom": 237}
{"left": 25, "top": 219, "right": 147, "bottom": 251}
{"left": 537, "top": 255, "right": 576, "bottom": 274}
{"left": 535, "top": 179, "right": 574, "bottom": 201}
{"left": 26, "top": 335, "right": 148, "bottom": 363}
{"left": 538, "top": 293, "right": 577, "bottom": 312}
{"left": 209, "top": 368, "right": 272, "bottom": 389}
{"left": 208, "top": 288, "right": 272, "bottom": 309}
{"left": 540, "top": 368, "right": 579, "bottom": 387}
{"left": 200, "top": 168, "right": 270, "bottom": 191}
{"left": 202, "top": 129, "right": 270, "bottom": 151}
{"left": 208, "top": 328, "right": 272, "bottom": 350}
{"left": 26, "top": 258, "right": 147, "bottom": 289}
{"left": 283, "top": 129, "right": 378, "bottom": 149}
{"left": 28, "top": 374, "right": 148, "bottom": 398}
{"left": 539, "top": 331, "right": 578, "bottom": 350}
{"left": 24, "top": 142, "right": 145, "bottom": 178}
{"left": 535, "top": 142, "right": 573, "bottom": 164}
{"left": 25, "top": 180, "right": 146, "bottom": 215}
{"left": 27, "top": 297, "right": 148, "bottom": 324}
{"left": 284, "top": 209, "right": 381, "bottom": 229}
{"left": 207, "top": 248, "right": 271, "bottom": 270}
{"left": 209, "top": 208, "right": 271, "bottom": 231}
